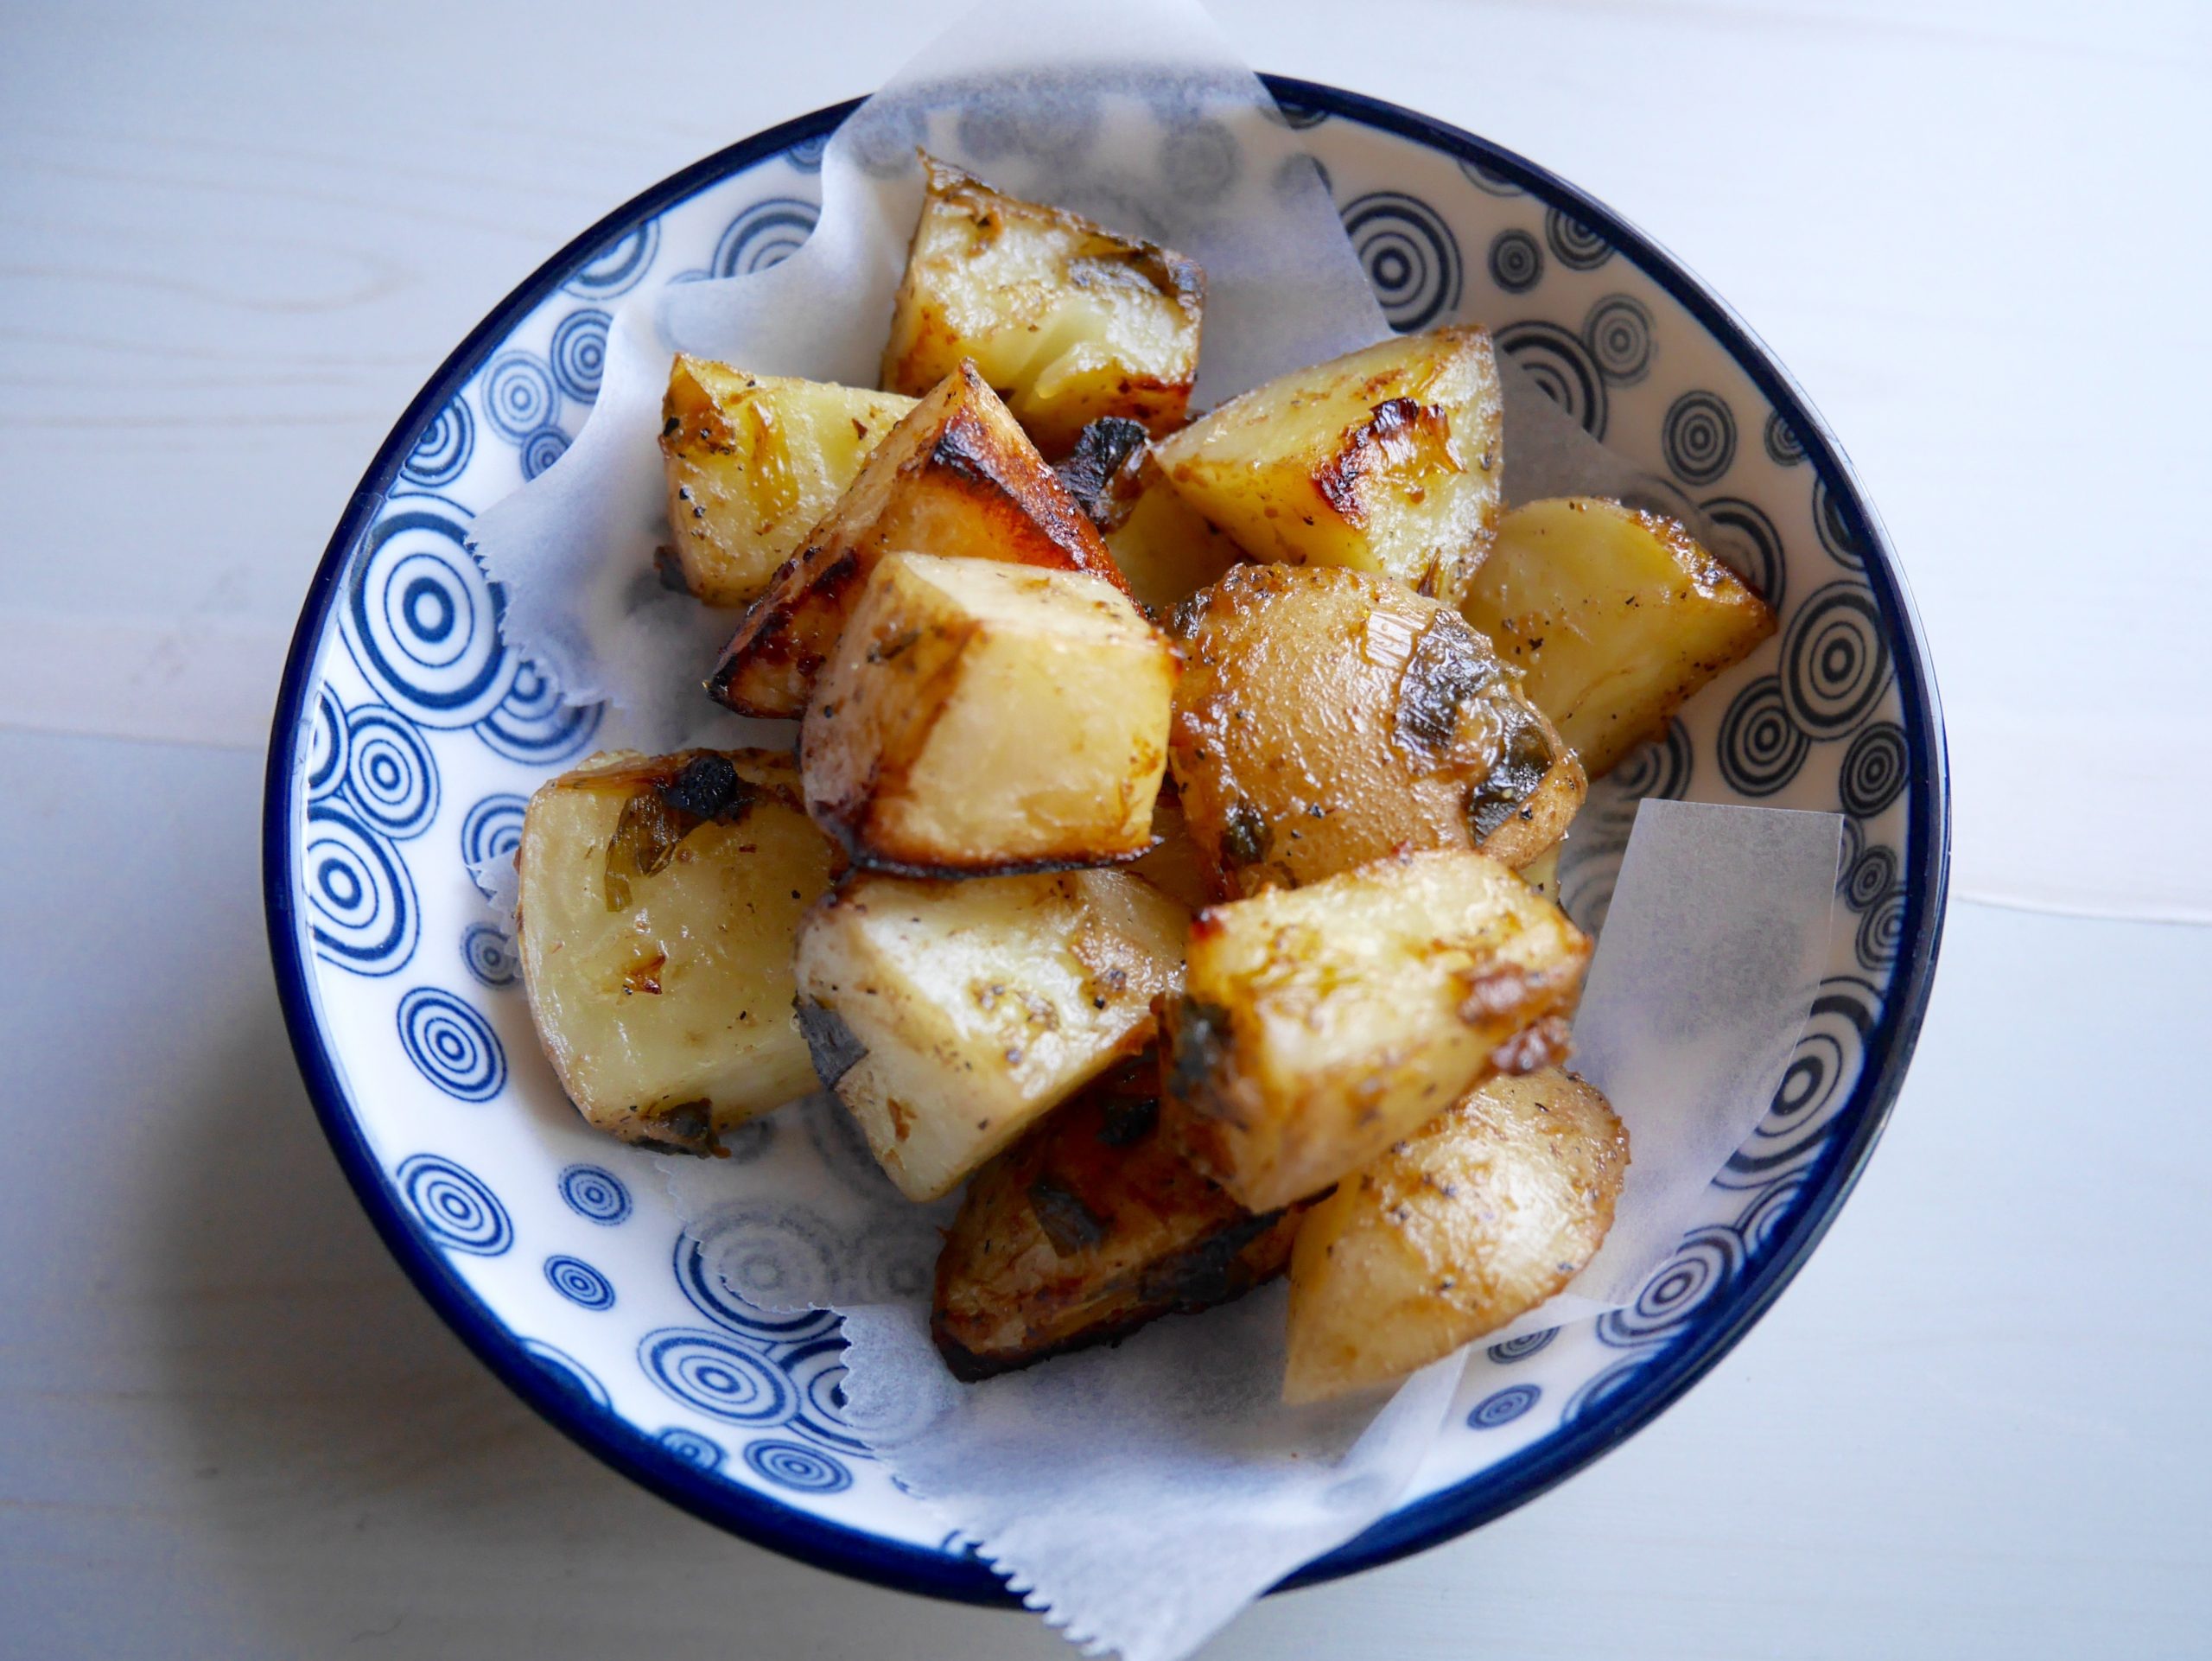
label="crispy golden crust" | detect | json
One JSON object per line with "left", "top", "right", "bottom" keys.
{"left": 1155, "top": 850, "right": 1592, "bottom": 1213}
{"left": 705, "top": 362, "right": 1128, "bottom": 718}
{"left": 1167, "top": 563, "right": 1583, "bottom": 898}
{"left": 931, "top": 1053, "right": 1310, "bottom": 1379}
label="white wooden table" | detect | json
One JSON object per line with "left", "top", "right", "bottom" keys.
{"left": 4, "top": 3, "right": 2209, "bottom": 1656}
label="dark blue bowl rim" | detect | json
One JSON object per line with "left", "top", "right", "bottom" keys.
{"left": 263, "top": 76, "right": 1950, "bottom": 1608}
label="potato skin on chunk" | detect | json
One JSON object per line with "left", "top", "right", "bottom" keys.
{"left": 931, "top": 1053, "right": 1311, "bottom": 1381}
{"left": 1152, "top": 326, "right": 1503, "bottom": 608}
{"left": 1285, "top": 1068, "right": 1628, "bottom": 1403}
{"left": 1168, "top": 563, "right": 1583, "bottom": 898}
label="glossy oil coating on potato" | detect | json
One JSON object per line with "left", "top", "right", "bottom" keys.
{"left": 706, "top": 361, "right": 1128, "bottom": 718}
{"left": 791, "top": 868, "right": 1190, "bottom": 1201}
{"left": 931, "top": 1052, "right": 1310, "bottom": 1380}
{"left": 1168, "top": 563, "right": 1584, "bottom": 897}
{"left": 516, "top": 749, "right": 842, "bottom": 1155}
{"left": 1159, "top": 849, "right": 1591, "bottom": 1214}
{"left": 883, "top": 156, "right": 1205, "bottom": 458}
{"left": 1057, "top": 416, "right": 1246, "bottom": 614}
{"left": 658, "top": 356, "right": 917, "bottom": 607}
{"left": 1284, "top": 1068, "right": 1628, "bottom": 1403}
{"left": 1459, "top": 497, "right": 1777, "bottom": 777}
{"left": 800, "top": 552, "right": 1175, "bottom": 875}
{"left": 1152, "top": 325, "right": 1503, "bottom": 608}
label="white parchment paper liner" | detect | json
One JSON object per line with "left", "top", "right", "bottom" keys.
{"left": 467, "top": 3, "right": 1845, "bottom": 1652}
{"left": 654, "top": 800, "right": 1839, "bottom": 1661}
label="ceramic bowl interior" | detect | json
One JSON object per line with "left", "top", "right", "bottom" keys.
{"left": 264, "top": 77, "right": 1947, "bottom": 1601}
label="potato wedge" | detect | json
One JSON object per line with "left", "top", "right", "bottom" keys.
{"left": 516, "top": 749, "right": 842, "bottom": 1154}
{"left": 706, "top": 361, "right": 1128, "bottom": 718}
{"left": 1153, "top": 326, "right": 1503, "bottom": 608}
{"left": 1057, "top": 417, "right": 1245, "bottom": 614}
{"left": 1159, "top": 850, "right": 1590, "bottom": 1213}
{"left": 1169, "top": 563, "right": 1583, "bottom": 898}
{"left": 800, "top": 552, "right": 1175, "bottom": 874}
{"left": 931, "top": 1051, "right": 1311, "bottom": 1380}
{"left": 658, "top": 357, "right": 917, "bottom": 607}
{"left": 1459, "top": 497, "right": 1777, "bottom": 777}
{"left": 792, "top": 868, "right": 1189, "bottom": 1200}
{"left": 1284, "top": 1068, "right": 1628, "bottom": 1403}
{"left": 883, "top": 156, "right": 1204, "bottom": 457}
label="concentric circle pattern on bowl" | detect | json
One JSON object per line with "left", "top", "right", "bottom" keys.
{"left": 264, "top": 80, "right": 1947, "bottom": 1602}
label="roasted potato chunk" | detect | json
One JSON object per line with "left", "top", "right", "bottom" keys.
{"left": 883, "top": 156, "right": 1204, "bottom": 458}
{"left": 800, "top": 552, "right": 1175, "bottom": 874}
{"left": 792, "top": 868, "right": 1189, "bottom": 1200}
{"left": 931, "top": 1053, "right": 1311, "bottom": 1380}
{"left": 658, "top": 356, "right": 917, "bottom": 607}
{"left": 1153, "top": 326, "right": 1503, "bottom": 608}
{"left": 516, "top": 749, "right": 842, "bottom": 1154}
{"left": 707, "top": 361, "right": 1128, "bottom": 718}
{"left": 1057, "top": 417, "right": 1245, "bottom": 614}
{"left": 1160, "top": 850, "right": 1590, "bottom": 1213}
{"left": 1284, "top": 1069, "right": 1628, "bottom": 1403}
{"left": 1169, "top": 564, "right": 1583, "bottom": 898}
{"left": 1459, "top": 497, "right": 1777, "bottom": 777}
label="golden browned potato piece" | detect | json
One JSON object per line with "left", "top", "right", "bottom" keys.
{"left": 516, "top": 749, "right": 842, "bottom": 1155}
{"left": 658, "top": 357, "right": 917, "bottom": 607}
{"left": 931, "top": 1052, "right": 1313, "bottom": 1381}
{"left": 792, "top": 867, "right": 1190, "bottom": 1201}
{"left": 800, "top": 552, "right": 1175, "bottom": 875}
{"left": 883, "top": 156, "right": 1205, "bottom": 458}
{"left": 1056, "top": 417, "right": 1246, "bottom": 614}
{"left": 706, "top": 361, "right": 1128, "bottom": 718}
{"left": 1284, "top": 1068, "right": 1628, "bottom": 1403}
{"left": 1152, "top": 326, "right": 1503, "bottom": 608}
{"left": 1168, "top": 563, "right": 1583, "bottom": 898}
{"left": 1459, "top": 497, "right": 1777, "bottom": 777}
{"left": 1159, "top": 850, "right": 1591, "bottom": 1213}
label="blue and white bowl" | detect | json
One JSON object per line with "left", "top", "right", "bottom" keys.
{"left": 263, "top": 78, "right": 1948, "bottom": 1600}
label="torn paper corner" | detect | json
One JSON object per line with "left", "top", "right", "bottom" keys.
{"left": 1560, "top": 799, "right": 1845, "bottom": 1306}
{"left": 469, "top": 847, "right": 520, "bottom": 936}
